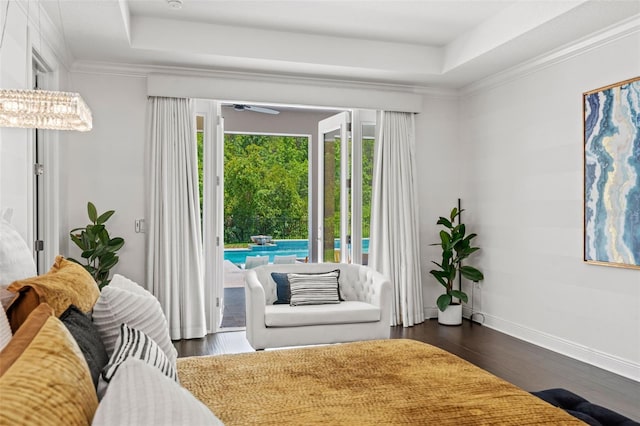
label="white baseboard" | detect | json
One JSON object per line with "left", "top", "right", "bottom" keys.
{"left": 482, "top": 313, "right": 640, "bottom": 382}
{"left": 421, "top": 306, "right": 639, "bottom": 381}
{"left": 424, "top": 306, "right": 438, "bottom": 319}
{"left": 424, "top": 306, "right": 483, "bottom": 322}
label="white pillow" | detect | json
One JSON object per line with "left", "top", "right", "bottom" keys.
{"left": 0, "top": 307, "right": 11, "bottom": 351}
{"left": 92, "top": 285, "right": 177, "bottom": 364}
{"left": 94, "top": 358, "right": 223, "bottom": 426}
{"left": 0, "top": 218, "right": 37, "bottom": 287}
{"left": 98, "top": 324, "right": 177, "bottom": 399}
{"left": 110, "top": 274, "right": 154, "bottom": 298}
{"left": 288, "top": 270, "right": 341, "bottom": 306}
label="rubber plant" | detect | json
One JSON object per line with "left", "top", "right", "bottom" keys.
{"left": 69, "top": 202, "right": 125, "bottom": 289}
{"left": 430, "top": 207, "right": 484, "bottom": 312}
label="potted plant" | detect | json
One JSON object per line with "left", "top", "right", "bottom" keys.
{"left": 69, "top": 202, "right": 125, "bottom": 289}
{"left": 430, "top": 207, "right": 484, "bottom": 325}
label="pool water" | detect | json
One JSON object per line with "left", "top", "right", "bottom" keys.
{"left": 224, "top": 239, "right": 369, "bottom": 264}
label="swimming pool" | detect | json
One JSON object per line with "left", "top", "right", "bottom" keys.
{"left": 224, "top": 239, "right": 369, "bottom": 264}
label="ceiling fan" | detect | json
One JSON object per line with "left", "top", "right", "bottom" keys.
{"left": 231, "top": 104, "right": 280, "bottom": 115}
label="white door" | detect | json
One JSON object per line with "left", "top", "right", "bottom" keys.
{"left": 316, "top": 112, "right": 350, "bottom": 263}
{"left": 198, "top": 100, "right": 225, "bottom": 333}
{"left": 316, "top": 110, "right": 376, "bottom": 264}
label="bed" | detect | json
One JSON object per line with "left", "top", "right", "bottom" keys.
{"left": 178, "top": 338, "right": 583, "bottom": 425}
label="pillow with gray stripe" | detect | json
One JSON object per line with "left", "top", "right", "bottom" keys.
{"left": 98, "top": 323, "right": 177, "bottom": 399}
{"left": 288, "top": 270, "right": 341, "bottom": 306}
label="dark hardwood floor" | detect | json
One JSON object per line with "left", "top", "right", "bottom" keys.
{"left": 173, "top": 319, "right": 640, "bottom": 421}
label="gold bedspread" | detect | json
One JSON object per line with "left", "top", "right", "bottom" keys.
{"left": 177, "top": 339, "right": 582, "bottom": 425}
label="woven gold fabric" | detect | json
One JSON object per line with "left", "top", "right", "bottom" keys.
{"left": 178, "top": 339, "right": 583, "bottom": 425}
{"left": 0, "top": 314, "right": 98, "bottom": 425}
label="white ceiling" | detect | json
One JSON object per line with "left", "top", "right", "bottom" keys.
{"left": 42, "top": 0, "right": 640, "bottom": 89}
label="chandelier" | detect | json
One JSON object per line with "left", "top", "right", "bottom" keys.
{"left": 0, "top": 89, "right": 92, "bottom": 131}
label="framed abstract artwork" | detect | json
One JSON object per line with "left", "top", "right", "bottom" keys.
{"left": 583, "top": 76, "right": 640, "bottom": 269}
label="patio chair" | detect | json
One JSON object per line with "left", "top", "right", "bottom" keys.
{"left": 245, "top": 255, "right": 269, "bottom": 269}
{"left": 273, "top": 255, "right": 297, "bottom": 264}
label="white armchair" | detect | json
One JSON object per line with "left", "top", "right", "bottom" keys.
{"left": 244, "top": 263, "right": 391, "bottom": 350}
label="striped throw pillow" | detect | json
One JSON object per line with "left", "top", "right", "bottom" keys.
{"left": 288, "top": 270, "right": 341, "bottom": 306}
{"left": 98, "top": 324, "right": 177, "bottom": 399}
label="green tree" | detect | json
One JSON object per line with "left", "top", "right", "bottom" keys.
{"left": 224, "top": 134, "right": 309, "bottom": 243}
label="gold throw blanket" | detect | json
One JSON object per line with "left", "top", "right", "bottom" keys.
{"left": 177, "top": 339, "right": 582, "bottom": 425}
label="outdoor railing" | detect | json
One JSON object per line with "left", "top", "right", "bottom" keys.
{"left": 224, "top": 216, "right": 308, "bottom": 243}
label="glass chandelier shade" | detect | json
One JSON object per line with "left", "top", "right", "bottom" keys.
{"left": 0, "top": 89, "right": 92, "bottom": 131}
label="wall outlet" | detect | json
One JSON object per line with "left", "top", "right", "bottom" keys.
{"left": 135, "top": 219, "right": 145, "bottom": 233}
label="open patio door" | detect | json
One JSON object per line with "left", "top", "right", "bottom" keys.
{"left": 197, "top": 100, "right": 225, "bottom": 333}
{"left": 316, "top": 110, "right": 376, "bottom": 264}
{"left": 317, "top": 112, "right": 350, "bottom": 263}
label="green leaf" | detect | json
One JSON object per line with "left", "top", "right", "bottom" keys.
{"left": 88, "top": 202, "right": 97, "bottom": 223}
{"left": 99, "top": 229, "right": 110, "bottom": 245}
{"left": 429, "top": 270, "right": 448, "bottom": 287}
{"left": 442, "top": 250, "right": 452, "bottom": 265}
{"left": 70, "top": 234, "right": 85, "bottom": 250}
{"left": 439, "top": 230, "right": 450, "bottom": 248}
{"left": 458, "top": 223, "right": 465, "bottom": 238}
{"left": 107, "top": 237, "right": 125, "bottom": 251}
{"left": 463, "top": 233, "right": 477, "bottom": 243}
{"left": 82, "top": 249, "right": 96, "bottom": 259}
{"left": 437, "top": 294, "right": 452, "bottom": 312}
{"left": 90, "top": 246, "right": 108, "bottom": 262}
{"left": 450, "top": 290, "right": 468, "bottom": 303}
{"left": 436, "top": 217, "right": 452, "bottom": 228}
{"left": 98, "top": 255, "right": 119, "bottom": 271}
{"left": 461, "top": 247, "right": 480, "bottom": 258}
{"left": 449, "top": 207, "right": 459, "bottom": 222}
{"left": 96, "top": 210, "right": 115, "bottom": 225}
{"left": 460, "top": 265, "right": 484, "bottom": 282}
{"left": 98, "top": 279, "right": 111, "bottom": 290}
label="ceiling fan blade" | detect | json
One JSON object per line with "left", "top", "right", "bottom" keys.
{"left": 245, "top": 105, "right": 280, "bottom": 115}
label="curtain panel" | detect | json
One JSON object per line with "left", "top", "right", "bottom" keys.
{"left": 369, "top": 111, "right": 424, "bottom": 327}
{"left": 146, "top": 96, "right": 206, "bottom": 340}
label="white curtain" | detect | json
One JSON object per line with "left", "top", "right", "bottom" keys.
{"left": 146, "top": 97, "right": 206, "bottom": 340}
{"left": 369, "top": 111, "right": 424, "bottom": 327}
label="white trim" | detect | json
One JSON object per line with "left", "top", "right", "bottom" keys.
{"left": 196, "top": 100, "right": 220, "bottom": 333}
{"left": 422, "top": 306, "right": 640, "bottom": 380}
{"left": 148, "top": 74, "right": 422, "bottom": 113}
{"left": 482, "top": 313, "right": 640, "bottom": 382}
{"left": 72, "top": 14, "right": 639, "bottom": 101}
{"left": 463, "top": 14, "right": 640, "bottom": 95}
{"left": 424, "top": 306, "right": 439, "bottom": 320}
{"left": 73, "top": 60, "right": 421, "bottom": 93}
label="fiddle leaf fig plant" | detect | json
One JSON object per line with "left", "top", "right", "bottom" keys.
{"left": 69, "top": 202, "right": 125, "bottom": 289}
{"left": 430, "top": 207, "right": 484, "bottom": 312}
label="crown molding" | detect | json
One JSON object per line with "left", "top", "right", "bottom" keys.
{"left": 13, "top": 0, "right": 73, "bottom": 72}
{"left": 70, "top": 13, "right": 639, "bottom": 101}
{"left": 461, "top": 14, "right": 640, "bottom": 96}
{"left": 71, "top": 60, "right": 433, "bottom": 97}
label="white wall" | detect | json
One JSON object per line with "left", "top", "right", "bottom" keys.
{"left": 0, "top": 1, "right": 66, "bottom": 270}
{"left": 0, "top": 3, "right": 34, "bottom": 244}
{"left": 458, "top": 33, "right": 640, "bottom": 379}
{"left": 60, "top": 72, "right": 147, "bottom": 284}
{"left": 413, "top": 94, "right": 462, "bottom": 317}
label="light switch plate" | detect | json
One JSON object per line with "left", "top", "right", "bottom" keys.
{"left": 135, "top": 219, "right": 145, "bottom": 233}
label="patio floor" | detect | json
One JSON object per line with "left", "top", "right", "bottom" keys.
{"left": 221, "top": 260, "right": 246, "bottom": 328}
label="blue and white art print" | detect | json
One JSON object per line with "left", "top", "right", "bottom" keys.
{"left": 584, "top": 77, "right": 640, "bottom": 269}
